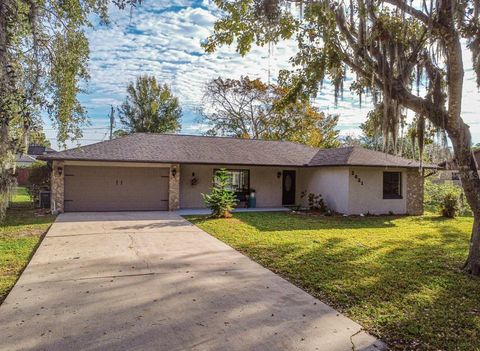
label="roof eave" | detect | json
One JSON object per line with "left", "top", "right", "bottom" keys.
{"left": 41, "top": 155, "right": 438, "bottom": 169}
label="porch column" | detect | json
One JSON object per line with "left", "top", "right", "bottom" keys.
{"left": 169, "top": 164, "right": 180, "bottom": 211}
{"left": 51, "top": 160, "right": 65, "bottom": 213}
{"left": 406, "top": 168, "right": 424, "bottom": 215}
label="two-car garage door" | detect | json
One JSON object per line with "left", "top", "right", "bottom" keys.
{"left": 64, "top": 166, "right": 169, "bottom": 212}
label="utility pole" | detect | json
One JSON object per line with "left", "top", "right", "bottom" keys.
{"left": 109, "top": 105, "right": 115, "bottom": 140}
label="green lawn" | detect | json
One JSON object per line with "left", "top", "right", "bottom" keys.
{"left": 11, "top": 186, "right": 30, "bottom": 204}
{"left": 0, "top": 187, "right": 55, "bottom": 303}
{"left": 187, "top": 212, "right": 480, "bottom": 350}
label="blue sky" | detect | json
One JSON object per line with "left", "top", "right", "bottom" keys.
{"left": 43, "top": 0, "right": 480, "bottom": 148}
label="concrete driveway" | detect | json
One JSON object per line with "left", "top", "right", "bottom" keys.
{"left": 0, "top": 212, "right": 385, "bottom": 351}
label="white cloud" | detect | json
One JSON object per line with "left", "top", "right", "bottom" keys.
{"left": 45, "top": 0, "right": 479, "bottom": 146}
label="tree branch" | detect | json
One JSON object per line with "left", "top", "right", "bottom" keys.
{"left": 382, "top": 0, "right": 430, "bottom": 24}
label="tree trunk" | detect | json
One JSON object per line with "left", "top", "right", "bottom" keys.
{"left": 464, "top": 214, "right": 480, "bottom": 275}
{"left": 433, "top": 5, "right": 480, "bottom": 275}
{"left": 0, "top": 0, "right": 18, "bottom": 220}
{"left": 449, "top": 129, "right": 480, "bottom": 275}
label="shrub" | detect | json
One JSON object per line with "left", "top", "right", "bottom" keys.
{"left": 202, "top": 168, "right": 237, "bottom": 218}
{"left": 441, "top": 192, "right": 459, "bottom": 218}
{"left": 424, "top": 179, "right": 471, "bottom": 217}
{"left": 300, "top": 191, "right": 328, "bottom": 213}
{"left": 27, "top": 161, "right": 50, "bottom": 206}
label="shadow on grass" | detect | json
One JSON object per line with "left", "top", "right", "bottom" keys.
{"left": 189, "top": 212, "right": 480, "bottom": 350}
{"left": 1, "top": 208, "right": 55, "bottom": 230}
{"left": 212, "top": 211, "right": 399, "bottom": 232}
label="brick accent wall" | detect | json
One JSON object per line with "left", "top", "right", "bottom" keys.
{"left": 406, "top": 168, "right": 424, "bottom": 215}
{"left": 169, "top": 164, "right": 180, "bottom": 211}
{"left": 51, "top": 160, "right": 65, "bottom": 213}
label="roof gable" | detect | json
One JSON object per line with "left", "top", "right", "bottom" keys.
{"left": 309, "top": 146, "right": 430, "bottom": 168}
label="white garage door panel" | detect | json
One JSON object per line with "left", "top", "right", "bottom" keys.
{"left": 64, "top": 166, "right": 169, "bottom": 212}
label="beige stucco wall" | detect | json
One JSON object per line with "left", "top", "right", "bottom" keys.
{"left": 179, "top": 164, "right": 297, "bottom": 209}
{"left": 52, "top": 160, "right": 422, "bottom": 215}
{"left": 347, "top": 167, "right": 407, "bottom": 215}
{"left": 298, "top": 167, "right": 350, "bottom": 214}
{"left": 299, "top": 166, "right": 419, "bottom": 215}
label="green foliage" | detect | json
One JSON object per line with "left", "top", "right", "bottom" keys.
{"left": 441, "top": 192, "right": 459, "bottom": 218}
{"left": 113, "top": 129, "right": 129, "bottom": 139}
{"left": 424, "top": 180, "right": 471, "bottom": 217}
{"left": 10, "top": 118, "right": 51, "bottom": 151}
{"left": 201, "top": 168, "right": 237, "bottom": 218}
{"left": 203, "top": 1, "right": 480, "bottom": 275}
{"left": 118, "top": 76, "right": 182, "bottom": 134}
{"left": 300, "top": 191, "right": 328, "bottom": 213}
{"left": 26, "top": 162, "right": 50, "bottom": 207}
{"left": 0, "top": 0, "right": 115, "bottom": 219}
{"left": 201, "top": 0, "right": 480, "bottom": 152}
{"left": 202, "top": 76, "right": 340, "bottom": 148}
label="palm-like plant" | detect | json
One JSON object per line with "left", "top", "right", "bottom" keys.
{"left": 202, "top": 169, "right": 237, "bottom": 218}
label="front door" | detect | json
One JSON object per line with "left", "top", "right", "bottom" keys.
{"left": 282, "top": 170, "right": 296, "bottom": 205}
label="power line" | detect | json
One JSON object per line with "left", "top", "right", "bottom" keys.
{"left": 46, "top": 138, "right": 106, "bottom": 141}
{"left": 42, "top": 126, "right": 111, "bottom": 131}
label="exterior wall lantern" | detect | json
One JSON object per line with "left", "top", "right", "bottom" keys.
{"left": 277, "top": 171, "right": 282, "bottom": 179}
{"left": 171, "top": 167, "right": 177, "bottom": 178}
{"left": 57, "top": 166, "right": 63, "bottom": 176}
{"left": 191, "top": 172, "right": 198, "bottom": 186}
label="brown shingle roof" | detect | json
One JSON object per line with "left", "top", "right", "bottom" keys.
{"left": 308, "top": 146, "right": 435, "bottom": 168}
{"left": 40, "top": 133, "right": 436, "bottom": 168}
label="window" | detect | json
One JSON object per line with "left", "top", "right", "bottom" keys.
{"left": 214, "top": 169, "right": 250, "bottom": 201}
{"left": 383, "top": 172, "right": 402, "bottom": 199}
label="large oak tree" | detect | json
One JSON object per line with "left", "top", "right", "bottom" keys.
{"left": 203, "top": 0, "right": 480, "bottom": 275}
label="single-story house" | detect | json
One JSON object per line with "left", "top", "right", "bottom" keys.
{"left": 39, "top": 133, "right": 435, "bottom": 215}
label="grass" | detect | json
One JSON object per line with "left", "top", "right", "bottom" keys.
{"left": 11, "top": 186, "right": 30, "bottom": 204}
{"left": 187, "top": 212, "right": 480, "bottom": 350}
{"left": 0, "top": 187, "right": 55, "bottom": 303}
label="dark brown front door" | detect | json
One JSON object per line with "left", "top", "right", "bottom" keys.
{"left": 282, "top": 170, "right": 296, "bottom": 205}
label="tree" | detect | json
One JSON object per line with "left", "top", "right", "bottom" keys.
{"left": 0, "top": 0, "right": 115, "bottom": 219}
{"left": 10, "top": 117, "right": 51, "bottom": 149}
{"left": 28, "top": 129, "right": 51, "bottom": 148}
{"left": 204, "top": 0, "right": 480, "bottom": 275}
{"left": 202, "top": 168, "right": 238, "bottom": 218}
{"left": 360, "top": 108, "right": 451, "bottom": 163}
{"left": 202, "top": 76, "right": 340, "bottom": 148}
{"left": 118, "top": 76, "right": 182, "bottom": 134}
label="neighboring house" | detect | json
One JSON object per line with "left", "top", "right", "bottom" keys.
{"left": 15, "top": 154, "right": 38, "bottom": 168}
{"left": 39, "top": 133, "right": 435, "bottom": 215}
{"left": 15, "top": 145, "right": 56, "bottom": 185}
{"left": 435, "top": 150, "right": 480, "bottom": 185}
